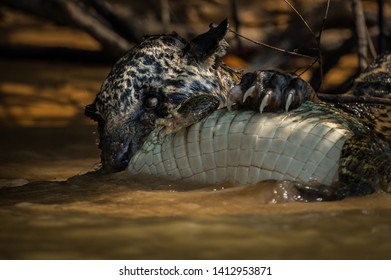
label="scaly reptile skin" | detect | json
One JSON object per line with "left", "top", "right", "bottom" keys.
{"left": 128, "top": 102, "right": 391, "bottom": 197}
{"left": 129, "top": 104, "right": 350, "bottom": 186}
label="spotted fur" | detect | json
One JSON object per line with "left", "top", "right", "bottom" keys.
{"left": 341, "top": 54, "right": 391, "bottom": 142}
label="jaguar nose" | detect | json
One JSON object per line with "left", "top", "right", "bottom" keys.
{"left": 113, "top": 148, "right": 130, "bottom": 171}
{"left": 101, "top": 142, "right": 131, "bottom": 172}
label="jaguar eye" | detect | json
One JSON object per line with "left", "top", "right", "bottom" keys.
{"left": 146, "top": 96, "right": 159, "bottom": 108}
{"left": 143, "top": 93, "right": 162, "bottom": 110}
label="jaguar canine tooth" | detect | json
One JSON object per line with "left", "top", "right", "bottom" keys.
{"left": 259, "top": 93, "right": 271, "bottom": 113}
{"left": 243, "top": 85, "right": 256, "bottom": 103}
{"left": 285, "top": 91, "right": 294, "bottom": 112}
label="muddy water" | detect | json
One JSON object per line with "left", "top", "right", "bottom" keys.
{"left": 1, "top": 60, "right": 391, "bottom": 260}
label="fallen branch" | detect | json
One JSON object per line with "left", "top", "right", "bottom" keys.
{"left": 0, "top": 0, "right": 137, "bottom": 58}
{"left": 352, "top": 0, "right": 369, "bottom": 70}
{"left": 318, "top": 93, "right": 391, "bottom": 105}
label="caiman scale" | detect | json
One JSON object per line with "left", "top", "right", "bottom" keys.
{"left": 85, "top": 20, "right": 391, "bottom": 200}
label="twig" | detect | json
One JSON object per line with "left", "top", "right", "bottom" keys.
{"left": 228, "top": 29, "right": 317, "bottom": 60}
{"left": 314, "top": 0, "right": 331, "bottom": 91}
{"left": 283, "top": 0, "right": 316, "bottom": 38}
{"left": 352, "top": 0, "right": 368, "bottom": 70}
{"left": 378, "top": 0, "right": 385, "bottom": 54}
{"left": 318, "top": 0, "right": 330, "bottom": 44}
{"left": 231, "top": 0, "right": 242, "bottom": 50}
{"left": 297, "top": 57, "right": 320, "bottom": 76}
{"left": 282, "top": 0, "right": 330, "bottom": 92}
{"left": 293, "top": 0, "right": 329, "bottom": 84}
{"left": 366, "top": 26, "right": 377, "bottom": 59}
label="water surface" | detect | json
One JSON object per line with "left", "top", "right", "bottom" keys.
{"left": 1, "top": 172, "right": 391, "bottom": 259}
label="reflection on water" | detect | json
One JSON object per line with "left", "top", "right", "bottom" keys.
{"left": 1, "top": 172, "right": 391, "bottom": 260}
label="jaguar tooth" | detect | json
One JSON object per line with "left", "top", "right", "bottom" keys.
{"left": 259, "top": 93, "right": 271, "bottom": 113}
{"left": 243, "top": 85, "right": 256, "bottom": 103}
{"left": 285, "top": 91, "right": 294, "bottom": 112}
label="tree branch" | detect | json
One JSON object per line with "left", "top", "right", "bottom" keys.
{"left": 318, "top": 93, "right": 391, "bottom": 105}
{"left": 0, "top": 0, "right": 135, "bottom": 58}
{"left": 352, "top": 0, "right": 368, "bottom": 70}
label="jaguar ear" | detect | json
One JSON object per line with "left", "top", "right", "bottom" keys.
{"left": 186, "top": 18, "right": 229, "bottom": 62}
